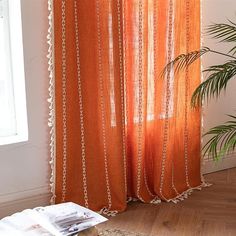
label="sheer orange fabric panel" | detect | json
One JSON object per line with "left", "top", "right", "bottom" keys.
{"left": 52, "top": 0, "right": 203, "bottom": 213}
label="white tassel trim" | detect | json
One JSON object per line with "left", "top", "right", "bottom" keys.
{"left": 127, "top": 196, "right": 161, "bottom": 204}
{"left": 98, "top": 208, "right": 118, "bottom": 217}
{"left": 98, "top": 181, "right": 210, "bottom": 216}
{"left": 126, "top": 197, "right": 139, "bottom": 203}
{"left": 150, "top": 196, "right": 161, "bottom": 204}
{"left": 167, "top": 182, "right": 211, "bottom": 204}
{"left": 47, "top": 0, "right": 56, "bottom": 205}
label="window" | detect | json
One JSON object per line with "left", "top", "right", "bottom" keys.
{"left": 0, "top": 0, "right": 28, "bottom": 145}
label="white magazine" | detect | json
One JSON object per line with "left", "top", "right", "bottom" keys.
{"left": 0, "top": 202, "right": 107, "bottom": 236}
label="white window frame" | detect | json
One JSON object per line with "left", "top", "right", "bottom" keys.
{"left": 0, "top": 0, "right": 28, "bottom": 145}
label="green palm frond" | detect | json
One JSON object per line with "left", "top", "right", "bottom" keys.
{"left": 206, "top": 21, "right": 236, "bottom": 43}
{"left": 203, "top": 115, "right": 236, "bottom": 160}
{"left": 191, "top": 60, "right": 236, "bottom": 107}
{"left": 228, "top": 45, "right": 236, "bottom": 55}
{"left": 161, "top": 19, "right": 236, "bottom": 161}
{"left": 161, "top": 47, "right": 210, "bottom": 77}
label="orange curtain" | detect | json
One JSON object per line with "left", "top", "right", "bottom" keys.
{"left": 50, "top": 0, "right": 205, "bottom": 214}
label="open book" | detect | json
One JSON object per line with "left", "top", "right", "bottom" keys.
{"left": 0, "top": 202, "right": 107, "bottom": 236}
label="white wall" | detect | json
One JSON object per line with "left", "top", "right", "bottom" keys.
{"left": 202, "top": 0, "right": 236, "bottom": 172}
{"left": 0, "top": 0, "right": 50, "bottom": 218}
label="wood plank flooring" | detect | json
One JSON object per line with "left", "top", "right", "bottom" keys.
{"left": 98, "top": 168, "right": 236, "bottom": 236}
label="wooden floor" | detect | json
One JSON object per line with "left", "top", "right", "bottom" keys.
{"left": 98, "top": 168, "right": 236, "bottom": 236}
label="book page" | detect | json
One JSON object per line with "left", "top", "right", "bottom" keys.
{"left": 0, "top": 202, "right": 107, "bottom": 236}
{"left": 0, "top": 221, "right": 21, "bottom": 236}
{"left": 0, "top": 209, "right": 53, "bottom": 236}
{"left": 33, "top": 202, "right": 107, "bottom": 235}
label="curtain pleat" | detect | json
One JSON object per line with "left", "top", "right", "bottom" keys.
{"left": 51, "top": 0, "right": 204, "bottom": 213}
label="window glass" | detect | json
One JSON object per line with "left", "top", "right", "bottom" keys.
{"left": 0, "top": 0, "right": 28, "bottom": 145}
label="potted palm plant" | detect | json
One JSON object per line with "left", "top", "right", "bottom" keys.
{"left": 164, "top": 20, "right": 236, "bottom": 161}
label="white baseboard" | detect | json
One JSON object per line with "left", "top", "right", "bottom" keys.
{"left": 0, "top": 187, "right": 51, "bottom": 219}
{"left": 0, "top": 186, "right": 49, "bottom": 203}
{"left": 202, "top": 152, "right": 236, "bottom": 174}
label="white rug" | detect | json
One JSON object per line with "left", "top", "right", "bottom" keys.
{"left": 99, "top": 229, "right": 147, "bottom": 236}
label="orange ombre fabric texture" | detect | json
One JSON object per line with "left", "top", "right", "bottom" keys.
{"left": 51, "top": 0, "right": 204, "bottom": 213}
